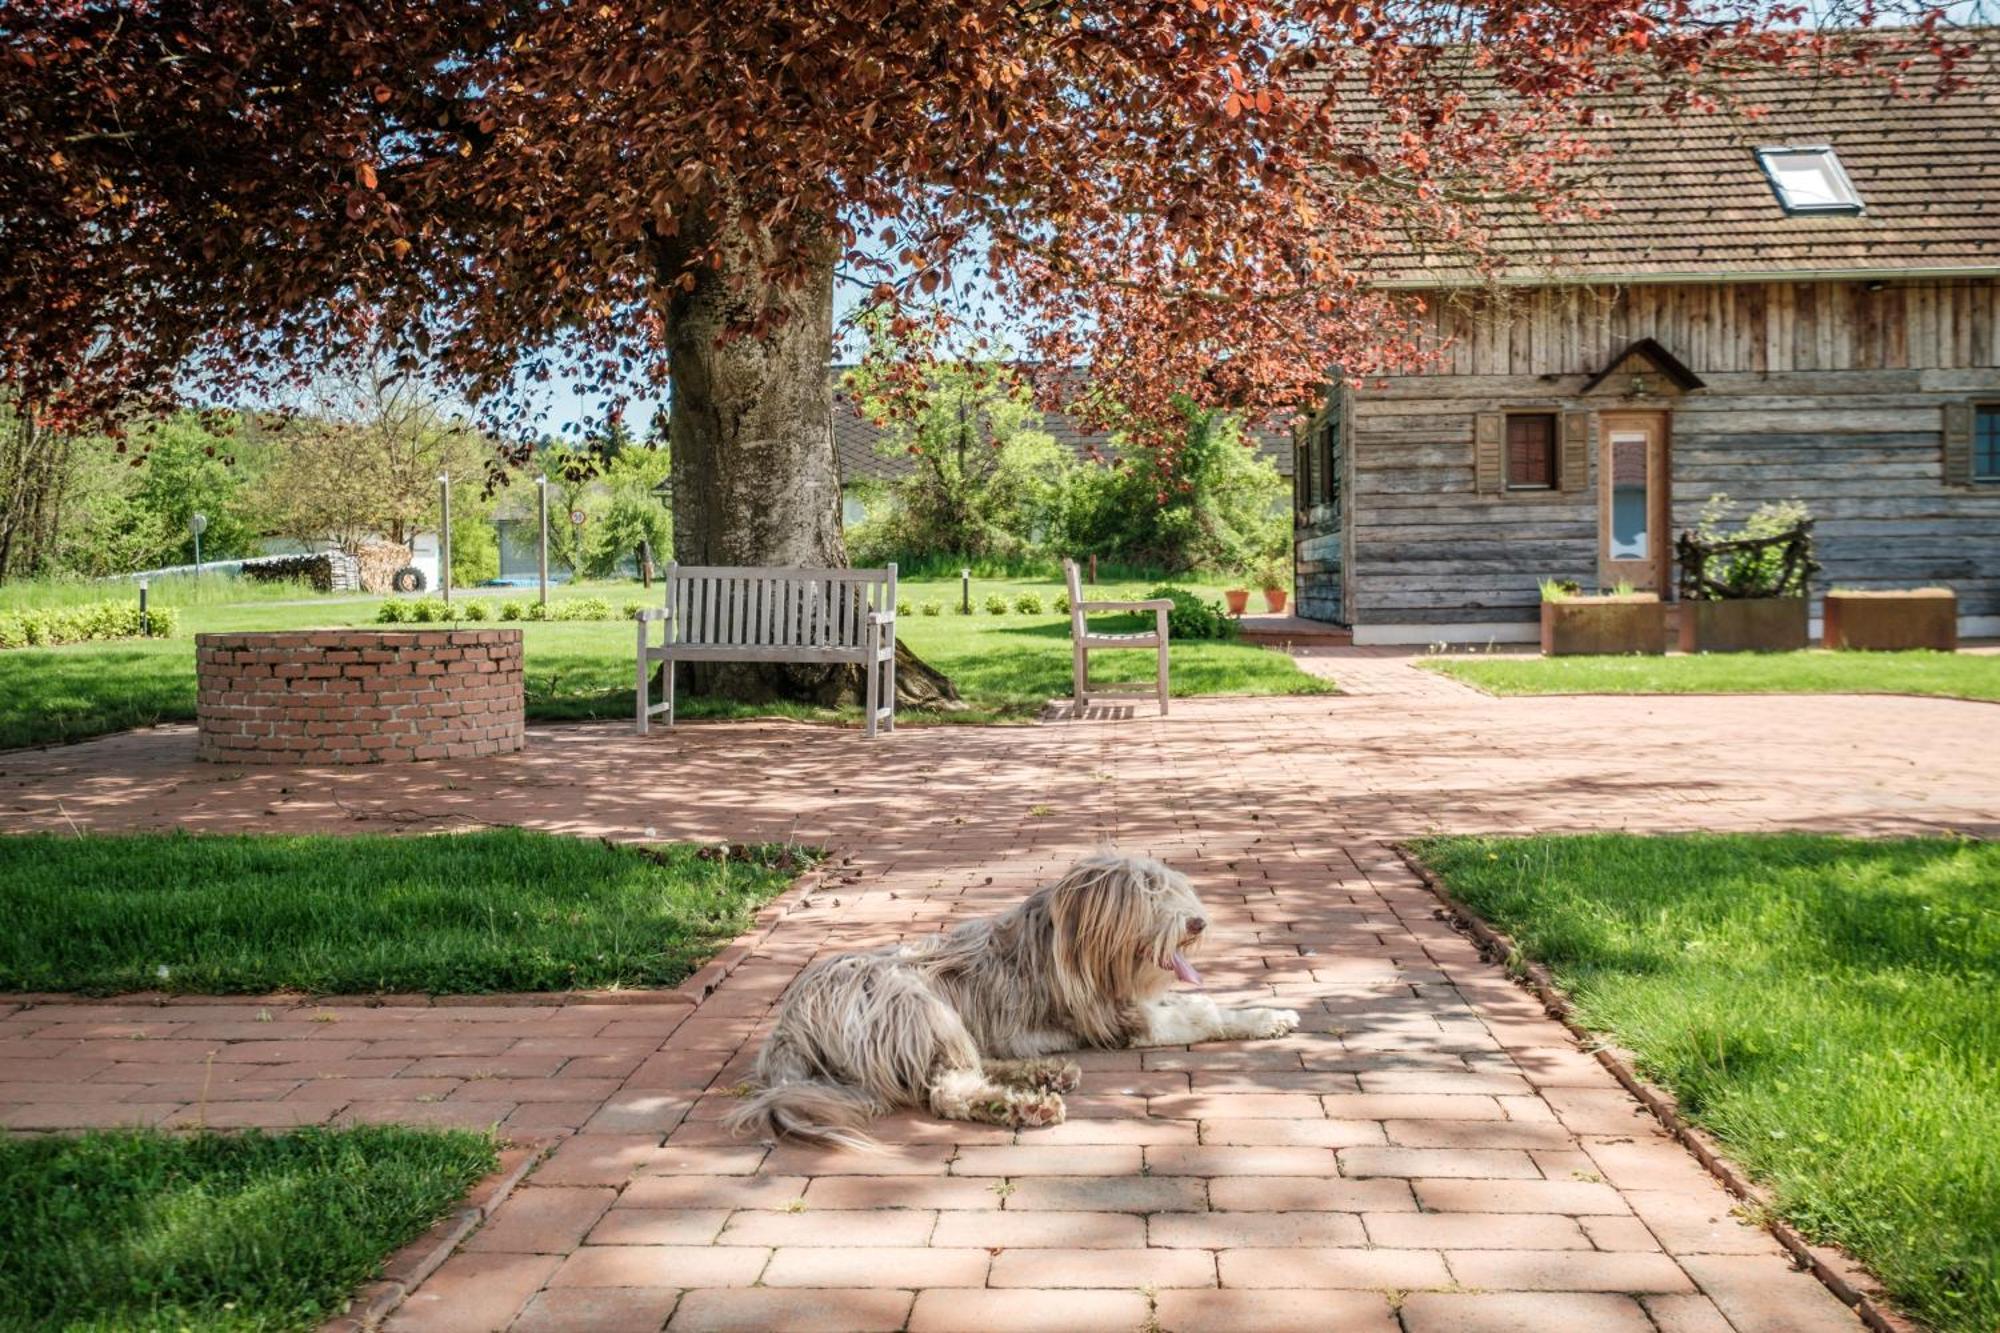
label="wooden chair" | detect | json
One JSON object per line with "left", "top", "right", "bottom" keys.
{"left": 1062, "top": 558, "right": 1172, "bottom": 716}
{"left": 637, "top": 563, "right": 898, "bottom": 738}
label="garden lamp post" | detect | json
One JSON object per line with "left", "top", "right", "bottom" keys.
{"left": 536, "top": 475, "right": 550, "bottom": 607}
{"left": 189, "top": 511, "right": 207, "bottom": 577}
{"left": 137, "top": 576, "right": 149, "bottom": 637}
{"left": 436, "top": 473, "right": 452, "bottom": 604}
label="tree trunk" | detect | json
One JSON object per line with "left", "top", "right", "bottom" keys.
{"left": 661, "top": 227, "right": 958, "bottom": 710}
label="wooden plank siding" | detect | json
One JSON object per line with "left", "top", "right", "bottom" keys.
{"left": 1301, "top": 278, "right": 2000, "bottom": 635}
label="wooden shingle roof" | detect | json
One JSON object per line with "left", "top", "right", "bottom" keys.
{"left": 1348, "top": 34, "right": 2000, "bottom": 286}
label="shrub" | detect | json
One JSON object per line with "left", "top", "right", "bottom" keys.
{"left": 498, "top": 600, "right": 526, "bottom": 621}
{"left": 376, "top": 600, "right": 411, "bottom": 623}
{"left": 0, "top": 599, "right": 176, "bottom": 650}
{"left": 410, "top": 599, "right": 456, "bottom": 623}
{"left": 984, "top": 594, "right": 1010, "bottom": 615}
{"left": 1054, "top": 592, "right": 1070, "bottom": 615}
{"left": 460, "top": 600, "right": 490, "bottom": 621}
{"left": 920, "top": 601, "right": 941, "bottom": 617}
{"left": 952, "top": 599, "right": 974, "bottom": 615}
{"left": 1689, "top": 494, "right": 1817, "bottom": 601}
{"left": 1147, "top": 585, "right": 1237, "bottom": 641}
{"left": 555, "top": 596, "right": 614, "bottom": 621}
{"left": 622, "top": 601, "right": 648, "bottom": 620}
{"left": 524, "top": 601, "right": 551, "bottom": 621}
{"left": 1013, "top": 592, "right": 1045, "bottom": 615}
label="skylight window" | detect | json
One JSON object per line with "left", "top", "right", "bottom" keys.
{"left": 1755, "top": 146, "right": 1865, "bottom": 216}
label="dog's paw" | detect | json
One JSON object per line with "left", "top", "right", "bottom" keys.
{"left": 1037, "top": 1060, "right": 1082, "bottom": 1094}
{"left": 1009, "top": 1090, "right": 1067, "bottom": 1129}
{"left": 1245, "top": 1007, "right": 1301, "bottom": 1039}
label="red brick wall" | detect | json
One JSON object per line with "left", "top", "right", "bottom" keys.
{"left": 195, "top": 630, "right": 525, "bottom": 765}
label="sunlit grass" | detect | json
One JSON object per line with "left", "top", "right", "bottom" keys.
{"left": 0, "top": 1126, "right": 497, "bottom": 1332}
{"left": 1424, "top": 650, "right": 2000, "bottom": 702}
{"left": 0, "top": 574, "right": 1329, "bottom": 748}
{"left": 0, "top": 828, "right": 811, "bottom": 995}
{"left": 1414, "top": 833, "right": 2000, "bottom": 1333}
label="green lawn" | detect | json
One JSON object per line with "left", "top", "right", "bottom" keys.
{"left": 1424, "top": 650, "right": 2000, "bottom": 702}
{"left": 0, "top": 829, "right": 810, "bottom": 995}
{"left": 0, "top": 574, "right": 1328, "bottom": 749}
{"left": 0, "top": 1126, "right": 496, "bottom": 1332}
{"left": 1413, "top": 833, "right": 1999, "bottom": 1333}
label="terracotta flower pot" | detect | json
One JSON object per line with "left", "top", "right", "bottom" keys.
{"left": 1224, "top": 588, "right": 1250, "bottom": 616}
{"left": 1262, "top": 587, "right": 1288, "bottom": 614}
{"left": 1540, "top": 594, "right": 1666, "bottom": 656}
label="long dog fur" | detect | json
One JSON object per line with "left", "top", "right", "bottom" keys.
{"left": 728, "top": 850, "right": 1299, "bottom": 1145}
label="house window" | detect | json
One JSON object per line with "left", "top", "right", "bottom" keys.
{"left": 1755, "top": 146, "right": 1864, "bottom": 216}
{"left": 1319, "top": 420, "right": 1341, "bottom": 510}
{"left": 1977, "top": 406, "right": 2000, "bottom": 482}
{"left": 1506, "top": 413, "right": 1558, "bottom": 490}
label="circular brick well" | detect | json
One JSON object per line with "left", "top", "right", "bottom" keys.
{"left": 195, "top": 629, "right": 525, "bottom": 764}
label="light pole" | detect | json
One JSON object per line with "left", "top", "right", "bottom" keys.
{"left": 436, "top": 473, "right": 452, "bottom": 604}
{"left": 960, "top": 567, "right": 971, "bottom": 615}
{"left": 189, "top": 511, "right": 207, "bottom": 577}
{"left": 536, "top": 475, "right": 550, "bottom": 608}
{"left": 138, "top": 576, "right": 150, "bottom": 637}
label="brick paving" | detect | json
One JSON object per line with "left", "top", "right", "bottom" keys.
{"left": 3, "top": 650, "right": 1996, "bottom": 1331}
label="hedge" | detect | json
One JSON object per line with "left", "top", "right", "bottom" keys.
{"left": 0, "top": 600, "right": 179, "bottom": 650}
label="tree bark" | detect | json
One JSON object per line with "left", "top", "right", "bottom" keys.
{"left": 660, "top": 226, "right": 959, "bottom": 710}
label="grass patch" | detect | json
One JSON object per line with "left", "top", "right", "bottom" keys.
{"left": 0, "top": 1126, "right": 496, "bottom": 1332}
{"left": 0, "top": 829, "right": 811, "bottom": 995}
{"left": 1424, "top": 650, "right": 2000, "bottom": 702}
{"left": 0, "top": 574, "right": 1328, "bottom": 748}
{"left": 1413, "top": 833, "right": 1999, "bottom": 1333}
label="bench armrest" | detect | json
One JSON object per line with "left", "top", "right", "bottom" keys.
{"left": 636, "top": 606, "right": 672, "bottom": 622}
{"left": 866, "top": 610, "right": 896, "bottom": 626}
{"left": 1078, "top": 599, "right": 1174, "bottom": 613}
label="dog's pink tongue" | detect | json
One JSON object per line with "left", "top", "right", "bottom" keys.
{"left": 1168, "top": 952, "right": 1202, "bottom": 986}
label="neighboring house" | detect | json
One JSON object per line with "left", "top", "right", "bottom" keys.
{"left": 830, "top": 368, "right": 1293, "bottom": 525}
{"left": 1294, "top": 45, "right": 2000, "bottom": 642}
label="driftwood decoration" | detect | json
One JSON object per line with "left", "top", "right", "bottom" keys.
{"left": 1676, "top": 521, "right": 1818, "bottom": 602}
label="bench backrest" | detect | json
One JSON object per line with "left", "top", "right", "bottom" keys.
{"left": 664, "top": 564, "right": 896, "bottom": 649}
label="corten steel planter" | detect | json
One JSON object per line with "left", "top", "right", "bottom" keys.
{"left": 1540, "top": 594, "right": 1666, "bottom": 656}
{"left": 1678, "top": 598, "right": 1808, "bottom": 654}
{"left": 1823, "top": 588, "right": 1958, "bottom": 652}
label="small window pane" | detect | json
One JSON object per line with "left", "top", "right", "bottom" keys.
{"left": 1976, "top": 406, "right": 2000, "bottom": 481}
{"left": 1609, "top": 431, "right": 1650, "bottom": 558}
{"left": 1756, "top": 146, "right": 1863, "bottom": 215}
{"left": 1506, "top": 414, "right": 1556, "bottom": 490}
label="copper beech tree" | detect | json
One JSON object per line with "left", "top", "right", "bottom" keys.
{"left": 0, "top": 0, "right": 1963, "bottom": 696}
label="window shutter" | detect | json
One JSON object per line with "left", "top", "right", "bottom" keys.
{"left": 1473, "top": 412, "right": 1504, "bottom": 493}
{"left": 1942, "top": 402, "right": 1973, "bottom": 487}
{"left": 1560, "top": 412, "right": 1591, "bottom": 493}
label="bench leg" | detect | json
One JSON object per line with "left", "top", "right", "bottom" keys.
{"left": 1072, "top": 640, "right": 1088, "bottom": 713}
{"left": 864, "top": 628, "right": 880, "bottom": 739}
{"left": 635, "top": 621, "right": 650, "bottom": 736}
{"left": 1156, "top": 609, "right": 1170, "bottom": 716}
{"left": 664, "top": 653, "right": 675, "bottom": 728}
{"left": 883, "top": 642, "right": 896, "bottom": 734}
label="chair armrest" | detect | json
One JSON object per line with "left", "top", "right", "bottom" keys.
{"left": 1079, "top": 599, "right": 1175, "bottom": 613}
{"left": 636, "top": 606, "right": 671, "bottom": 622}
{"left": 866, "top": 610, "right": 896, "bottom": 626}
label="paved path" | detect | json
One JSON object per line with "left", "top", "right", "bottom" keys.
{"left": 3, "top": 653, "right": 1995, "bottom": 1332}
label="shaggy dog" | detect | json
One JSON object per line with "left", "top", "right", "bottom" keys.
{"left": 728, "top": 851, "right": 1300, "bottom": 1145}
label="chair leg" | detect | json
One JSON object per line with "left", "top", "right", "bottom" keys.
{"left": 1157, "top": 610, "right": 1170, "bottom": 716}
{"left": 635, "top": 621, "right": 650, "bottom": 736}
{"left": 865, "top": 632, "right": 880, "bottom": 739}
{"left": 664, "top": 653, "right": 676, "bottom": 729}
{"left": 883, "top": 650, "right": 896, "bottom": 733}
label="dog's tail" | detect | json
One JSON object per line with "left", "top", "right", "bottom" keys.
{"left": 725, "top": 1079, "right": 879, "bottom": 1150}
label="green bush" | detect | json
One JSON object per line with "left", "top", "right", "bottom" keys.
{"left": 0, "top": 600, "right": 178, "bottom": 650}
{"left": 410, "top": 599, "right": 455, "bottom": 623}
{"left": 1013, "top": 592, "right": 1045, "bottom": 615}
{"left": 376, "top": 600, "right": 410, "bottom": 623}
{"left": 621, "top": 601, "right": 648, "bottom": 620}
{"left": 984, "top": 594, "right": 1009, "bottom": 615}
{"left": 555, "top": 596, "right": 613, "bottom": 621}
{"left": 498, "top": 600, "right": 527, "bottom": 621}
{"left": 952, "top": 600, "right": 974, "bottom": 615}
{"left": 523, "top": 601, "right": 550, "bottom": 621}
{"left": 1147, "top": 585, "right": 1237, "bottom": 641}
{"left": 920, "top": 601, "right": 941, "bottom": 617}
{"left": 459, "top": 600, "right": 490, "bottom": 621}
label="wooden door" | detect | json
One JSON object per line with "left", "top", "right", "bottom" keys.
{"left": 1598, "top": 412, "right": 1672, "bottom": 592}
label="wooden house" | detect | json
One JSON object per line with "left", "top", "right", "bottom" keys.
{"left": 1294, "top": 51, "right": 2000, "bottom": 642}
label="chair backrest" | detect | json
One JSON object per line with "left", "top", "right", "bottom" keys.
{"left": 665, "top": 564, "right": 896, "bottom": 649}
{"left": 1063, "top": 559, "right": 1086, "bottom": 636}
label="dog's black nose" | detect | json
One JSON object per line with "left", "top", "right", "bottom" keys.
{"left": 1187, "top": 917, "right": 1206, "bottom": 935}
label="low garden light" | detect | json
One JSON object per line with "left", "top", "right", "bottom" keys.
{"left": 960, "top": 567, "right": 970, "bottom": 614}
{"left": 137, "top": 576, "right": 149, "bottom": 637}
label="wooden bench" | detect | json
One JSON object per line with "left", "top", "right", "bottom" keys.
{"left": 1063, "top": 558, "right": 1173, "bottom": 716}
{"left": 636, "top": 564, "right": 898, "bottom": 738}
